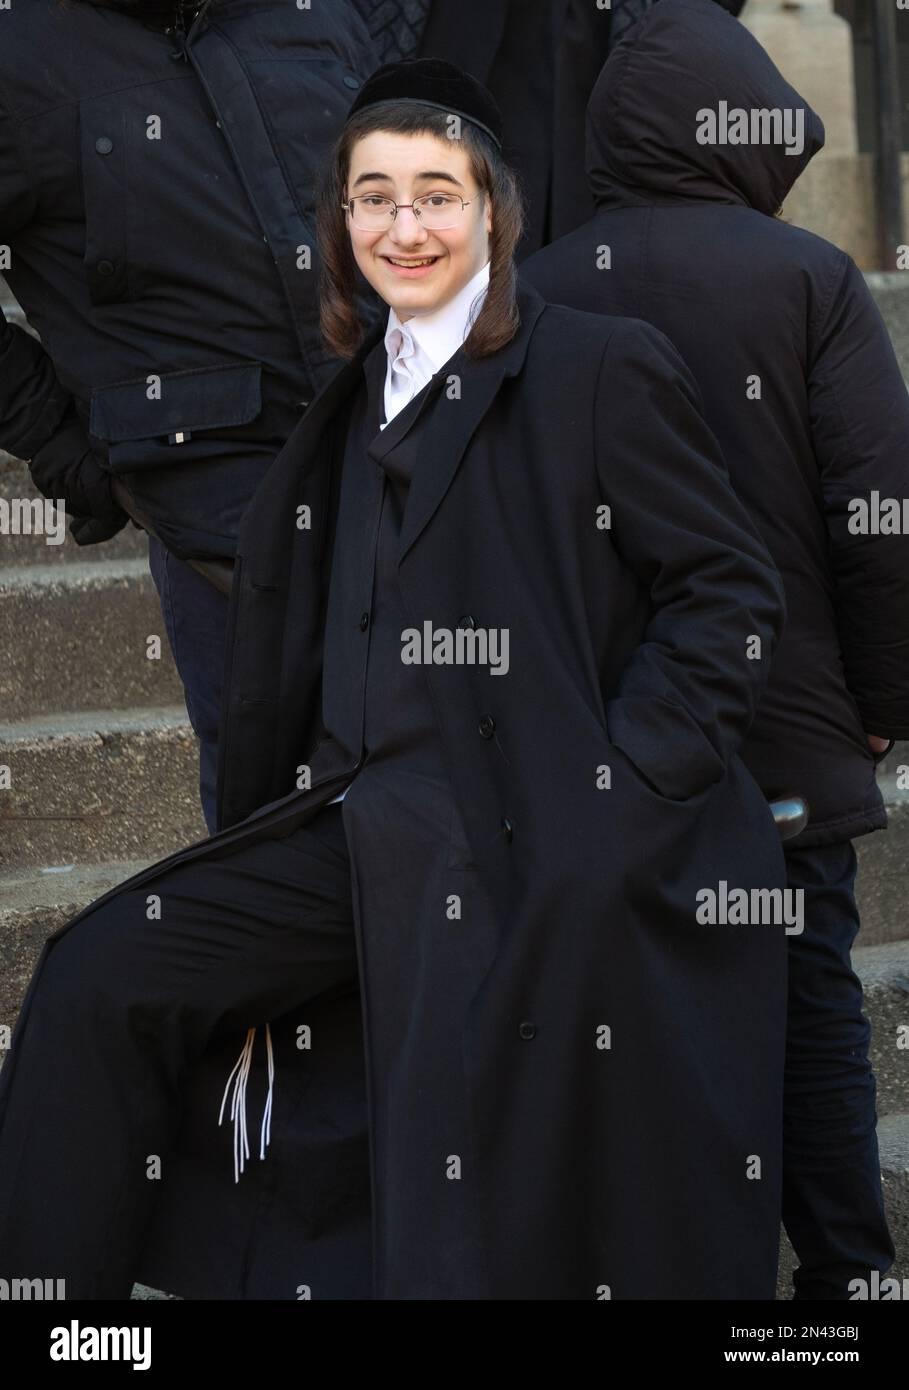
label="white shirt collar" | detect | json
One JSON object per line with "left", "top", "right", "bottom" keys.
{"left": 383, "top": 259, "right": 491, "bottom": 373}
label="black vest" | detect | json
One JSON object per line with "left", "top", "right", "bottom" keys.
{"left": 310, "top": 337, "right": 450, "bottom": 786}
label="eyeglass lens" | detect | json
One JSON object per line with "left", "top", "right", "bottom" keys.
{"left": 350, "top": 194, "right": 466, "bottom": 229}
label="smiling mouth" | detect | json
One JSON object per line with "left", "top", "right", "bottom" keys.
{"left": 382, "top": 255, "right": 442, "bottom": 267}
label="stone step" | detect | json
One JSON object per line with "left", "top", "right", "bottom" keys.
{"left": 0, "top": 453, "right": 148, "bottom": 565}
{"left": 840, "top": 740, "right": 909, "bottom": 949}
{"left": 0, "top": 858, "right": 150, "bottom": 1026}
{"left": 853, "top": 940, "right": 909, "bottom": 1118}
{"left": 776, "top": 1110, "right": 909, "bottom": 1298}
{"left": 878, "top": 1110, "right": 909, "bottom": 1285}
{"left": 0, "top": 559, "right": 183, "bottom": 718}
{"left": 856, "top": 823, "right": 909, "bottom": 949}
{"left": 873, "top": 739, "right": 909, "bottom": 789}
{"left": 0, "top": 706, "right": 206, "bottom": 869}
{"left": 867, "top": 272, "right": 909, "bottom": 382}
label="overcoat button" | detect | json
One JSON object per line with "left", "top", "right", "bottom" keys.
{"left": 97, "top": 260, "right": 115, "bottom": 276}
{"left": 518, "top": 1021, "right": 536, "bottom": 1040}
{"left": 478, "top": 714, "right": 495, "bottom": 738}
{"left": 343, "top": 75, "right": 361, "bottom": 89}
{"left": 359, "top": 611, "right": 370, "bottom": 630}
{"left": 501, "top": 816, "right": 513, "bottom": 843}
{"left": 458, "top": 614, "right": 477, "bottom": 629}
{"left": 95, "top": 136, "right": 114, "bottom": 155}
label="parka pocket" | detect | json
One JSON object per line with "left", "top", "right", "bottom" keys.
{"left": 79, "top": 94, "right": 132, "bottom": 305}
{"left": 89, "top": 361, "right": 264, "bottom": 473}
{"left": 89, "top": 362, "right": 267, "bottom": 556}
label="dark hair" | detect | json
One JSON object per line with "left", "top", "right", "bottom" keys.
{"left": 316, "top": 103, "right": 525, "bottom": 361}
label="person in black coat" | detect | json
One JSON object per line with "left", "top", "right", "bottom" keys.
{"left": 0, "top": 57, "right": 793, "bottom": 1300}
{"left": 375, "top": 0, "right": 557, "bottom": 257}
{"left": 0, "top": 0, "right": 381, "bottom": 829}
{"left": 550, "top": 0, "right": 746, "bottom": 239}
{"left": 521, "top": 0, "right": 909, "bottom": 1298}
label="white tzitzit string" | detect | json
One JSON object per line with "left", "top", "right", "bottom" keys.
{"left": 217, "top": 1022, "right": 275, "bottom": 1184}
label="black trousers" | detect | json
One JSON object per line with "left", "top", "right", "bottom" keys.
{"left": 782, "top": 841, "right": 895, "bottom": 1299}
{"left": 148, "top": 534, "right": 230, "bottom": 833}
{"left": 0, "top": 805, "right": 357, "bottom": 1300}
{"left": 1, "top": 814, "right": 896, "bottom": 1302}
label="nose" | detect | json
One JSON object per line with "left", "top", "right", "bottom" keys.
{"left": 388, "top": 204, "right": 429, "bottom": 247}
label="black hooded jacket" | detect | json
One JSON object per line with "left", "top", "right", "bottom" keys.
{"left": 522, "top": 0, "right": 909, "bottom": 847}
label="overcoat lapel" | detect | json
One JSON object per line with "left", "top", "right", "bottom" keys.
{"left": 265, "top": 276, "right": 548, "bottom": 574}
{"left": 394, "top": 278, "right": 547, "bottom": 564}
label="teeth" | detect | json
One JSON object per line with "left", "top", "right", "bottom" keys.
{"left": 388, "top": 257, "right": 437, "bottom": 266}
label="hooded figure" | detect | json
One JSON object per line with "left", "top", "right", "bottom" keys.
{"left": 0, "top": 57, "right": 792, "bottom": 1301}
{"left": 522, "top": 0, "right": 909, "bottom": 1297}
{"left": 524, "top": 0, "right": 909, "bottom": 855}
{"left": 549, "top": 0, "right": 747, "bottom": 239}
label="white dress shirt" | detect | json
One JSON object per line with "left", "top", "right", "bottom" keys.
{"left": 326, "top": 259, "right": 491, "bottom": 805}
{"left": 381, "top": 257, "right": 491, "bottom": 430}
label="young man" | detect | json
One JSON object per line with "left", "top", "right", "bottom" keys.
{"left": 0, "top": 59, "right": 791, "bottom": 1300}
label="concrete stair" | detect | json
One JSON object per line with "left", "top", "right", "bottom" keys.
{"left": 0, "top": 276, "right": 908, "bottom": 1299}
{"left": 859, "top": 939, "right": 909, "bottom": 1119}
{"left": 0, "top": 707, "right": 204, "bottom": 866}
{"left": 0, "top": 560, "right": 184, "bottom": 718}
{"left": 0, "top": 858, "right": 150, "bottom": 1022}
{"left": 867, "top": 273, "right": 909, "bottom": 381}
{"left": 0, "top": 455, "right": 147, "bottom": 567}
{"left": 856, "top": 746, "right": 909, "bottom": 948}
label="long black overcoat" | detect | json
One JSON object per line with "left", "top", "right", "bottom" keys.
{"left": 10, "top": 278, "right": 792, "bottom": 1300}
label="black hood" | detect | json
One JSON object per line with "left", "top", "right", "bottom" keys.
{"left": 586, "top": 0, "right": 824, "bottom": 215}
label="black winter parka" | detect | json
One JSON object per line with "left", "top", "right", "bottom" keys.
{"left": 0, "top": 0, "right": 377, "bottom": 557}
{"left": 522, "top": 0, "right": 909, "bottom": 847}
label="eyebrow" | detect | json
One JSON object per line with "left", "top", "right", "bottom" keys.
{"left": 350, "top": 169, "right": 465, "bottom": 190}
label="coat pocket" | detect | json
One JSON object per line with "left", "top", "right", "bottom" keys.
{"left": 89, "top": 362, "right": 268, "bottom": 557}
{"left": 89, "top": 361, "right": 264, "bottom": 473}
{"left": 605, "top": 695, "right": 726, "bottom": 803}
